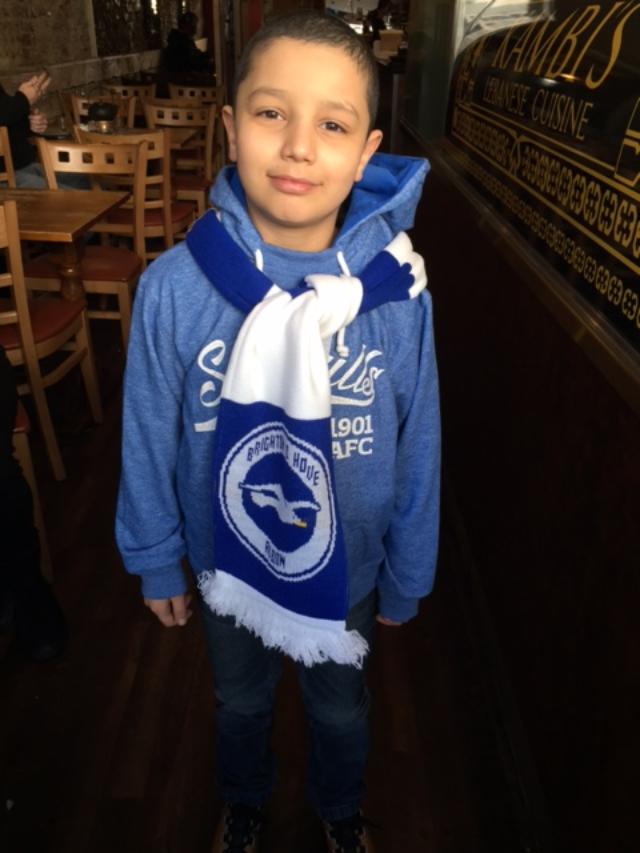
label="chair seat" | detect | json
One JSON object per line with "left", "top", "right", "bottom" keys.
{"left": 173, "top": 173, "right": 212, "bottom": 191}
{"left": 107, "top": 201, "right": 195, "bottom": 227}
{"left": 24, "top": 245, "right": 142, "bottom": 283}
{"left": 0, "top": 297, "right": 84, "bottom": 350}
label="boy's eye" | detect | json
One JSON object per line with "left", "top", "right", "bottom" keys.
{"left": 256, "top": 109, "right": 283, "bottom": 120}
{"left": 322, "top": 121, "right": 346, "bottom": 133}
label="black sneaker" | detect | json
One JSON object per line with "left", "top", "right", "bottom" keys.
{"left": 323, "top": 811, "right": 376, "bottom": 853}
{"left": 211, "top": 802, "right": 264, "bottom": 853}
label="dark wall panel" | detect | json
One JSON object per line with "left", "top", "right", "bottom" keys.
{"left": 414, "top": 166, "right": 639, "bottom": 853}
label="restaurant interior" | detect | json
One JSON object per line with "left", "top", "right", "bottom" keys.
{"left": 1, "top": 1, "right": 638, "bottom": 852}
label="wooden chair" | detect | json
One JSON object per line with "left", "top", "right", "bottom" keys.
{"left": 168, "top": 83, "right": 225, "bottom": 103}
{"left": 106, "top": 83, "right": 157, "bottom": 124}
{"left": 0, "top": 200, "right": 102, "bottom": 481}
{"left": 23, "top": 139, "right": 146, "bottom": 348}
{"left": 75, "top": 127, "right": 195, "bottom": 263}
{"left": 70, "top": 94, "right": 137, "bottom": 129}
{"left": 168, "top": 84, "right": 226, "bottom": 170}
{"left": 106, "top": 82, "right": 157, "bottom": 101}
{"left": 144, "top": 99, "right": 216, "bottom": 216}
{"left": 13, "top": 401, "right": 53, "bottom": 579}
{"left": 0, "top": 126, "right": 16, "bottom": 187}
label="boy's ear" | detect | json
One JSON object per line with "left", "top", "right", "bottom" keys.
{"left": 355, "top": 129, "right": 383, "bottom": 182}
{"left": 221, "top": 105, "right": 238, "bottom": 162}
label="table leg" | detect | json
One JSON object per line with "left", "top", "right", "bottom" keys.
{"left": 58, "top": 238, "right": 85, "bottom": 301}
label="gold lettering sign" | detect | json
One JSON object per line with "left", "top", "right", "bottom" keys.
{"left": 448, "top": 4, "right": 640, "bottom": 353}
{"left": 489, "top": 3, "right": 640, "bottom": 89}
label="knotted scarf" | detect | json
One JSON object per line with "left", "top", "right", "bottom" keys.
{"left": 186, "top": 211, "right": 427, "bottom": 667}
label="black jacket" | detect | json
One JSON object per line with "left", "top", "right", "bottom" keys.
{"left": 0, "top": 84, "right": 36, "bottom": 170}
{"left": 163, "top": 29, "right": 210, "bottom": 74}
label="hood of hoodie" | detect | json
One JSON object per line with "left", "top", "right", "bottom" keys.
{"left": 209, "top": 152, "right": 429, "bottom": 290}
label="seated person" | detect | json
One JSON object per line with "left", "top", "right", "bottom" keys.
{"left": 0, "top": 70, "right": 86, "bottom": 189}
{"left": 163, "top": 11, "right": 213, "bottom": 77}
{"left": 1, "top": 71, "right": 50, "bottom": 187}
{"left": 366, "top": 0, "right": 392, "bottom": 41}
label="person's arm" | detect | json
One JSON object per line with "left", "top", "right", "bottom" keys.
{"left": 115, "top": 266, "right": 190, "bottom": 609}
{"left": 378, "top": 291, "right": 441, "bottom": 623}
{"left": 0, "top": 87, "right": 31, "bottom": 126}
{"left": 0, "top": 72, "right": 50, "bottom": 126}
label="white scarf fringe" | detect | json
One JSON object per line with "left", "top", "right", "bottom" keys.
{"left": 198, "top": 570, "right": 369, "bottom": 668}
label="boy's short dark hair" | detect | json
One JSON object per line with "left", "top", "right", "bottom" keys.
{"left": 233, "top": 11, "right": 379, "bottom": 131}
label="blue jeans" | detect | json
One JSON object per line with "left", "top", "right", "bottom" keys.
{"left": 200, "top": 588, "right": 377, "bottom": 821}
{"left": 15, "top": 161, "right": 89, "bottom": 190}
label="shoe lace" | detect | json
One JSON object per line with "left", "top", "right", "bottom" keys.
{"left": 326, "top": 813, "right": 377, "bottom": 853}
{"left": 222, "top": 803, "right": 262, "bottom": 852}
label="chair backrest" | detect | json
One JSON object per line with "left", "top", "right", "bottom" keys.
{"left": 144, "top": 99, "right": 216, "bottom": 181}
{"left": 107, "top": 83, "right": 156, "bottom": 119}
{"left": 0, "top": 201, "right": 37, "bottom": 354}
{"left": 107, "top": 83, "right": 157, "bottom": 101}
{"left": 0, "top": 126, "right": 16, "bottom": 187}
{"left": 168, "top": 83, "right": 225, "bottom": 104}
{"left": 70, "top": 94, "right": 137, "bottom": 129}
{"left": 74, "top": 128, "right": 173, "bottom": 258}
{"left": 73, "top": 127, "right": 167, "bottom": 204}
{"left": 36, "top": 137, "right": 147, "bottom": 261}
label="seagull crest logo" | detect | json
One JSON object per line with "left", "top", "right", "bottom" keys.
{"left": 219, "top": 423, "right": 336, "bottom": 581}
{"left": 239, "top": 482, "right": 321, "bottom": 529}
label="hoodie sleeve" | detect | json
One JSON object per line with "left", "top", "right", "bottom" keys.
{"left": 115, "top": 267, "right": 189, "bottom": 600}
{"left": 378, "top": 290, "right": 441, "bottom": 622}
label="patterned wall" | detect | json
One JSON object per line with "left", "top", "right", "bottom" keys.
{"left": 0, "top": 0, "right": 205, "bottom": 71}
{"left": 0, "top": 0, "right": 94, "bottom": 71}
{"left": 92, "top": 0, "right": 203, "bottom": 57}
{"left": 92, "top": 0, "right": 152, "bottom": 55}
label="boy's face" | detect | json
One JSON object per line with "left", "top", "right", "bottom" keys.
{"left": 223, "top": 38, "right": 382, "bottom": 252}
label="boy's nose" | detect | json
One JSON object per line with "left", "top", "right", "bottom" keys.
{"left": 281, "top": 120, "right": 315, "bottom": 162}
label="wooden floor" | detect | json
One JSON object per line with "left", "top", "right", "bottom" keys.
{"left": 0, "top": 324, "right": 522, "bottom": 853}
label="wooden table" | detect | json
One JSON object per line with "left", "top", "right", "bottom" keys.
{"left": 39, "top": 126, "right": 198, "bottom": 149}
{"left": 96, "top": 126, "right": 199, "bottom": 150}
{"left": 0, "top": 188, "right": 129, "bottom": 301}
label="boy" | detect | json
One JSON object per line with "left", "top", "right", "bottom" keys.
{"left": 116, "top": 11, "right": 440, "bottom": 853}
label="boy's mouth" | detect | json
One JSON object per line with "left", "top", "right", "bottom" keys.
{"left": 269, "top": 175, "right": 318, "bottom": 194}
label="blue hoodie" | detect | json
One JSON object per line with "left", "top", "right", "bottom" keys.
{"left": 116, "top": 152, "right": 441, "bottom": 622}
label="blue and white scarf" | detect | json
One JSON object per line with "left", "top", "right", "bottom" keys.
{"left": 187, "top": 212, "right": 427, "bottom": 667}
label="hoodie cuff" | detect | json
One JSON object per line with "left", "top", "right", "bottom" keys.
{"left": 138, "top": 562, "right": 188, "bottom": 600}
{"left": 377, "top": 588, "right": 420, "bottom": 624}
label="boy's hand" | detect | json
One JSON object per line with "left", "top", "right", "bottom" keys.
{"left": 144, "top": 593, "right": 193, "bottom": 627}
{"left": 376, "top": 615, "right": 402, "bottom": 626}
